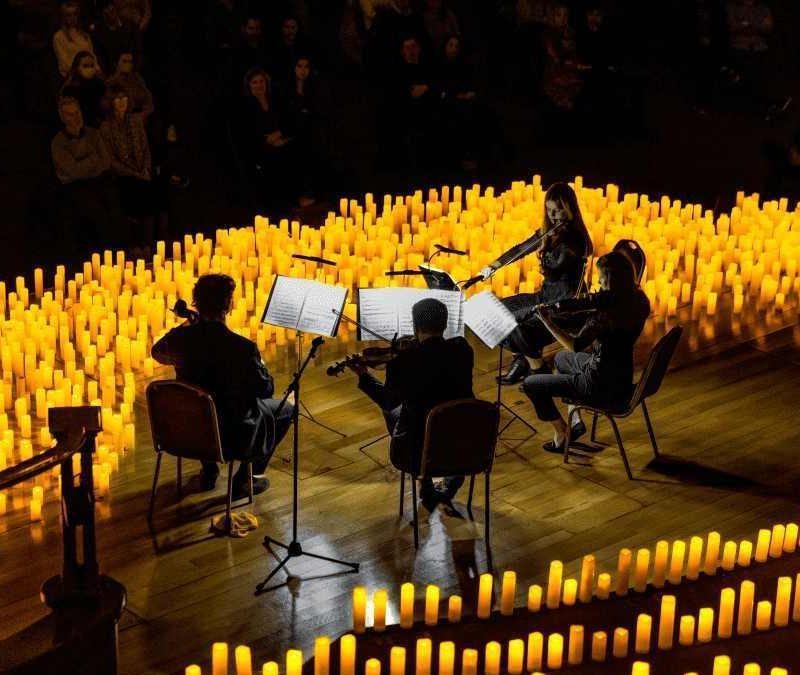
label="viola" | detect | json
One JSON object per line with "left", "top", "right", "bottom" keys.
{"left": 326, "top": 336, "right": 419, "bottom": 377}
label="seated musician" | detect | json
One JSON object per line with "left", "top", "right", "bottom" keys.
{"left": 151, "top": 274, "right": 294, "bottom": 497}
{"left": 479, "top": 182, "right": 593, "bottom": 384}
{"left": 347, "top": 298, "right": 474, "bottom": 510}
{"left": 522, "top": 251, "right": 650, "bottom": 454}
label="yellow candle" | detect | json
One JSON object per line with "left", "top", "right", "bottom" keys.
{"left": 314, "top": 637, "right": 330, "bottom": 675}
{"left": 567, "top": 625, "right": 583, "bottom": 665}
{"left": 612, "top": 628, "right": 628, "bottom": 658}
{"left": 616, "top": 548, "right": 632, "bottom": 596}
{"left": 678, "top": 615, "right": 695, "bottom": 646}
{"left": 286, "top": 649, "right": 302, "bottom": 675}
{"left": 390, "top": 647, "right": 406, "bottom": 675}
{"left": 596, "top": 573, "right": 611, "bottom": 599}
{"left": 546, "top": 560, "right": 563, "bottom": 609}
{"left": 373, "top": 589, "right": 387, "bottom": 631}
{"left": 775, "top": 576, "right": 791, "bottom": 626}
{"left": 30, "top": 497, "right": 43, "bottom": 522}
{"left": 686, "top": 536, "right": 703, "bottom": 580}
{"left": 784, "top": 523, "right": 798, "bottom": 553}
{"left": 447, "top": 595, "right": 461, "bottom": 623}
{"left": 657, "top": 595, "right": 676, "bottom": 649}
{"left": 756, "top": 600, "right": 772, "bottom": 630}
{"left": 437, "top": 644, "right": 454, "bottom": 675}
{"left": 527, "top": 585, "right": 542, "bottom": 612}
{"left": 340, "top": 635, "right": 356, "bottom": 675}
{"left": 186, "top": 666, "right": 201, "bottom": 675}
{"left": 366, "top": 658, "right": 381, "bottom": 675}
{"left": 235, "top": 646, "right": 253, "bottom": 675}
{"left": 578, "top": 555, "right": 595, "bottom": 602}
{"left": 704, "top": 531, "right": 721, "bottom": 575}
{"left": 526, "top": 633, "right": 544, "bottom": 672}
{"left": 721, "top": 541, "right": 737, "bottom": 571}
{"left": 477, "top": 573, "right": 493, "bottom": 618}
{"left": 461, "top": 649, "right": 477, "bottom": 675}
{"left": 794, "top": 573, "right": 800, "bottom": 622}
{"left": 738, "top": 580, "right": 755, "bottom": 635}
{"left": 546, "top": 633, "right": 563, "bottom": 670}
{"left": 212, "top": 643, "right": 228, "bottom": 675}
{"left": 484, "top": 642, "right": 500, "bottom": 675}
{"left": 590, "top": 631, "right": 607, "bottom": 662}
{"left": 737, "top": 540, "right": 753, "bottom": 567}
{"left": 755, "top": 529, "right": 771, "bottom": 562}
{"left": 633, "top": 549, "right": 650, "bottom": 592}
{"left": 697, "top": 607, "right": 713, "bottom": 642}
{"left": 507, "top": 639, "right": 524, "bottom": 674}
{"left": 353, "top": 586, "right": 367, "bottom": 633}
{"left": 416, "top": 638, "right": 431, "bottom": 675}
{"left": 770, "top": 669, "right": 788, "bottom": 675}
{"left": 632, "top": 663, "right": 649, "bottom": 675}
{"left": 400, "top": 583, "right": 415, "bottom": 628}
{"left": 712, "top": 655, "right": 731, "bottom": 675}
{"left": 424, "top": 585, "right": 439, "bottom": 626}
{"left": 718, "top": 587, "right": 735, "bottom": 638}
{"left": 562, "top": 578, "right": 577, "bottom": 606}
{"left": 743, "top": 665, "right": 761, "bottom": 675}
{"left": 770, "top": 524, "right": 786, "bottom": 558}
{"left": 635, "top": 614, "right": 651, "bottom": 654}
{"left": 500, "top": 571, "right": 516, "bottom": 615}
{"left": 653, "top": 541, "right": 669, "bottom": 587}
{"left": 668, "top": 540, "right": 685, "bottom": 584}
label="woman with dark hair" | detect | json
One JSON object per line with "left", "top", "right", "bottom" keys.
{"left": 422, "top": 0, "right": 461, "bottom": 54}
{"left": 521, "top": 250, "right": 651, "bottom": 453}
{"left": 60, "top": 51, "right": 106, "bottom": 127}
{"left": 480, "top": 182, "right": 593, "bottom": 384}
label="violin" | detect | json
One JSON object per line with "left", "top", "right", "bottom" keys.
{"left": 326, "top": 336, "right": 419, "bottom": 377}
{"left": 521, "top": 291, "right": 613, "bottom": 323}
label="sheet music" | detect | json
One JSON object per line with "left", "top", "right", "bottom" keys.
{"left": 463, "top": 290, "right": 518, "bottom": 349}
{"left": 262, "top": 276, "right": 347, "bottom": 337}
{"left": 358, "top": 288, "right": 464, "bottom": 340}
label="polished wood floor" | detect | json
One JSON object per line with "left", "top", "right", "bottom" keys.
{"left": 1, "top": 302, "right": 800, "bottom": 675}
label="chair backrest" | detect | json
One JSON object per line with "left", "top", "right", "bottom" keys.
{"left": 420, "top": 399, "right": 500, "bottom": 478}
{"left": 613, "top": 239, "right": 647, "bottom": 284}
{"left": 629, "top": 326, "right": 683, "bottom": 408}
{"left": 146, "top": 380, "right": 225, "bottom": 464}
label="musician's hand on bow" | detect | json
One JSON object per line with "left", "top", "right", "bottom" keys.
{"left": 480, "top": 265, "right": 495, "bottom": 280}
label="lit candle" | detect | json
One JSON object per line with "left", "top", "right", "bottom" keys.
{"left": 286, "top": 649, "right": 302, "bottom": 675}
{"left": 185, "top": 667, "right": 201, "bottom": 675}
{"left": 212, "top": 643, "right": 228, "bottom": 675}
{"left": 658, "top": 595, "right": 676, "bottom": 649}
{"left": 501, "top": 571, "right": 516, "bottom": 615}
{"left": 461, "top": 649, "right": 478, "bottom": 675}
{"left": 478, "top": 574, "right": 494, "bottom": 619}
{"left": 447, "top": 595, "right": 461, "bottom": 623}
{"left": 668, "top": 540, "right": 685, "bottom": 584}
{"left": 562, "top": 578, "right": 577, "bottom": 606}
{"left": 235, "top": 646, "right": 253, "bottom": 675}
{"left": 507, "top": 639, "right": 524, "bottom": 675}
{"left": 400, "top": 583, "right": 415, "bottom": 628}
{"left": 596, "top": 573, "right": 611, "bottom": 599}
{"left": 633, "top": 549, "right": 650, "bottom": 592}
{"left": 742, "top": 665, "right": 760, "bottom": 675}
{"left": 755, "top": 529, "right": 771, "bottom": 562}
{"left": 527, "top": 585, "right": 542, "bottom": 612}
{"left": 721, "top": 541, "right": 737, "bottom": 571}
{"left": 424, "top": 585, "right": 439, "bottom": 626}
{"left": 718, "top": 587, "right": 735, "bottom": 638}
{"left": 678, "top": 615, "right": 695, "bottom": 646}
{"left": 416, "top": 639, "right": 431, "bottom": 675}
{"left": 590, "top": 632, "right": 607, "bottom": 662}
{"left": 567, "top": 625, "right": 583, "bottom": 665}
{"left": 546, "top": 633, "right": 563, "bottom": 670}
{"left": 546, "top": 560, "right": 563, "bottom": 609}
{"left": 612, "top": 628, "right": 628, "bottom": 658}
{"left": 775, "top": 576, "right": 791, "bottom": 626}
{"left": 578, "top": 555, "right": 595, "bottom": 602}
{"left": 526, "top": 633, "right": 543, "bottom": 672}
{"left": 712, "top": 655, "right": 731, "bottom": 675}
{"left": 484, "top": 642, "right": 500, "bottom": 675}
{"left": 704, "top": 532, "right": 721, "bottom": 575}
{"left": 635, "top": 614, "right": 651, "bottom": 654}
{"left": 437, "top": 643, "right": 454, "bottom": 675}
{"left": 755, "top": 600, "right": 772, "bottom": 630}
{"left": 353, "top": 586, "right": 367, "bottom": 633}
{"left": 631, "top": 663, "right": 649, "bottom": 675}
{"left": 697, "top": 607, "right": 713, "bottom": 642}
{"left": 770, "top": 524, "right": 786, "bottom": 558}
{"left": 737, "top": 580, "right": 755, "bottom": 635}
{"left": 784, "top": 523, "right": 798, "bottom": 553}
{"left": 390, "top": 647, "right": 406, "bottom": 675}
{"left": 373, "top": 589, "right": 387, "bottom": 631}
{"left": 686, "top": 536, "right": 703, "bottom": 580}
{"left": 314, "top": 637, "right": 330, "bottom": 675}
{"left": 794, "top": 573, "right": 800, "bottom": 622}
{"left": 653, "top": 541, "right": 669, "bottom": 587}
{"left": 340, "top": 635, "right": 356, "bottom": 675}
{"left": 737, "top": 540, "right": 753, "bottom": 567}
{"left": 366, "top": 659, "right": 381, "bottom": 675}
{"left": 616, "top": 549, "right": 632, "bottom": 596}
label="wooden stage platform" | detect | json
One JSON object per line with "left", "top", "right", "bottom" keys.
{"left": 1, "top": 300, "right": 799, "bottom": 674}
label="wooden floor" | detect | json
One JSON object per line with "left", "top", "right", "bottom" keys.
{"left": 1, "top": 302, "right": 800, "bottom": 675}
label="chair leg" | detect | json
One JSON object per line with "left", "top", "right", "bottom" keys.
{"left": 466, "top": 475, "right": 475, "bottom": 521}
{"left": 247, "top": 462, "right": 254, "bottom": 504}
{"left": 563, "top": 414, "right": 574, "bottom": 465}
{"left": 147, "top": 452, "right": 163, "bottom": 523}
{"left": 590, "top": 413, "right": 598, "bottom": 442}
{"left": 176, "top": 457, "right": 182, "bottom": 500}
{"left": 225, "top": 462, "right": 234, "bottom": 535}
{"left": 641, "top": 400, "right": 660, "bottom": 458}
{"left": 608, "top": 416, "right": 633, "bottom": 479}
{"left": 484, "top": 471, "right": 493, "bottom": 572}
{"left": 399, "top": 472, "right": 405, "bottom": 518}
{"left": 411, "top": 478, "right": 419, "bottom": 549}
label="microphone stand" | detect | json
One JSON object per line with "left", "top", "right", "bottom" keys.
{"left": 256, "top": 335, "right": 360, "bottom": 593}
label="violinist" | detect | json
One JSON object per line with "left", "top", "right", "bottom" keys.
{"left": 347, "top": 298, "right": 474, "bottom": 511}
{"left": 479, "top": 182, "right": 593, "bottom": 385}
{"left": 521, "top": 251, "right": 650, "bottom": 454}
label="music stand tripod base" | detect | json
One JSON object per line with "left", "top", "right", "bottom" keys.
{"left": 256, "top": 537, "right": 360, "bottom": 592}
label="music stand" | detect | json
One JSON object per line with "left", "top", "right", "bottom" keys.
{"left": 256, "top": 277, "right": 359, "bottom": 592}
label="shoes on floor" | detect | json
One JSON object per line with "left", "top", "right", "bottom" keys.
{"left": 497, "top": 354, "right": 531, "bottom": 385}
{"left": 232, "top": 477, "right": 269, "bottom": 500}
{"left": 542, "top": 421, "right": 587, "bottom": 454}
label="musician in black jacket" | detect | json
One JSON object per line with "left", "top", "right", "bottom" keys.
{"left": 151, "top": 274, "right": 294, "bottom": 497}
{"left": 479, "top": 182, "right": 593, "bottom": 385}
{"left": 348, "top": 298, "right": 475, "bottom": 510}
{"left": 522, "top": 252, "right": 650, "bottom": 454}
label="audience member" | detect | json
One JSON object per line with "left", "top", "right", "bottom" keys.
{"left": 269, "top": 16, "right": 310, "bottom": 85}
{"left": 231, "top": 14, "right": 270, "bottom": 81}
{"left": 92, "top": 0, "right": 140, "bottom": 74}
{"left": 422, "top": 0, "right": 460, "bottom": 55}
{"left": 114, "top": 0, "right": 151, "bottom": 33}
{"left": 105, "top": 50, "right": 154, "bottom": 118}
{"left": 206, "top": 0, "right": 243, "bottom": 51}
{"left": 60, "top": 51, "right": 107, "bottom": 127}
{"left": 338, "top": 0, "right": 368, "bottom": 68}
{"left": 53, "top": 1, "right": 97, "bottom": 78}
{"left": 368, "top": 0, "right": 426, "bottom": 73}
{"left": 541, "top": 4, "right": 582, "bottom": 113}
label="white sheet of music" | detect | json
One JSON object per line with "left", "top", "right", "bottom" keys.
{"left": 463, "top": 290, "right": 518, "bottom": 349}
{"left": 358, "top": 288, "right": 464, "bottom": 340}
{"left": 261, "top": 276, "right": 347, "bottom": 337}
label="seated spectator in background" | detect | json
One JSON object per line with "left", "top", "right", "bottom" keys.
{"left": 92, "top": 0, "right": 140, "bottom": 74}
{"left": 269, "top": 16, "right": 310, "bottom": 85}
{"left": 231, "top": 14, "right": 270, "bottom": 81}
{"left": 60, "top": 51, "right": 107, "bottom": 127}
{"left": 105, "top": 50, "right": 154, "bottom": 118}
{"left": 114, "top": 0, "right": 151, "bottom": 33}
{"left": 541, "top": 4, "right": 583, "bottom": 113}
{"left": 51, "top": 96, "right": 126, "bottom": 248}
{"left": 53, "top": 1, "right": 97, "bottom": 78}
{"left": 368, "top": 0, "right": 426, "bottom": 73}
{"left": 101, "top": 85, "right": 158, "bottom": 238}
{"left": 206, "top": 0, "right": 243, "bottom": 51}
{"left": 422, "top": 0, "right": 460, "bottom": 54}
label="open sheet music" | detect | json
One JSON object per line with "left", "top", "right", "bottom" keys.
{"left": 261, "top": 276, "right": 348, "bottom": 337}
{"left": 357, "top": 288, "right": 464, "bottom": 340}
{"left": 463, "top": 290, "right": 518, "bottom": 349}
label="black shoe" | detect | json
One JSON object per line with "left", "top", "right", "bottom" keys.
{"left": 543, "top": 421, "right": 585, "bottom": 454}
{"left": 542, "top": 438, "right": 566, "bottom": 454}
{"left": 200, "top": 471, "right": 218, "bottom": 491}
{"left": 232, "top": 477, "right": 269, "bottom": 500}
{"left": 419, "top": 484, "right": 440, "bottom": 512}
{"left": 498, "top": 354, "right": 531, "bottom": 385}
{"left": 570, "top": 420, "right": 587, "bottom": 442}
